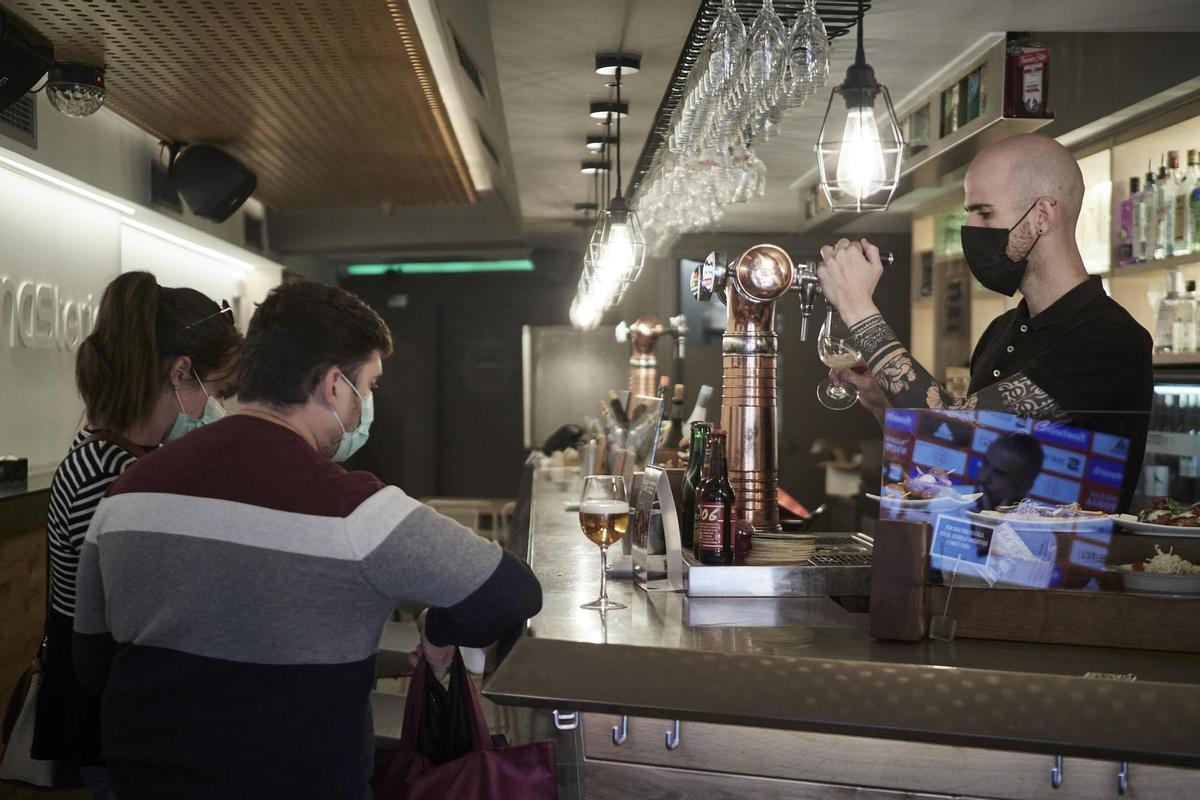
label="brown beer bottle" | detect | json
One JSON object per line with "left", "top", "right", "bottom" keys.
{"left": 680, "top": 421, "right": 712, "bottom": 553}
{"left": 691, "top": 427, "right": 716, "bottom": 560}
{"left": 695, "top": 429, "right": 734, "bottom": 565}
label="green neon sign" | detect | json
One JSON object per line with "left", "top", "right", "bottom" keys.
{"left": 346, "top": 259, "right": 535, "bottom": 276}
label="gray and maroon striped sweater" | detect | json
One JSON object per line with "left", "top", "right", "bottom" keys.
{"left": 72, "top": 415, "right": 541, "bottom": 800}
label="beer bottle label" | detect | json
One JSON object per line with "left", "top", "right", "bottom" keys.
{"left": 696, "top": 501, "right": 726, "bottom": 553}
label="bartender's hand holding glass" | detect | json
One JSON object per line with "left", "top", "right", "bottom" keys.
{"left": 816, "top": 237, "right": 886, "bottom": 327}
{"left": 816, "top": 310, "right": 862, "bottom": 410}
{"left": 578, "top": 475, "right": 630, "bottom": 611}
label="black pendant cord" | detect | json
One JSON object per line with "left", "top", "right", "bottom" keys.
{"left": 614, "top": 65, "right": 623, "bottom": 199}
{"left": 855, "top": 0, "right": 865, "bottom": 66}
{"left": 603, "top": 116, "right": 612, "bottom": 204}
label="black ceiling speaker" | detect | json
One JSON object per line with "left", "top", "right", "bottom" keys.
{"left": 167, "top": 142, "right": 257, "bottom": 222}
{"left": 0, "top": 8, "right": 53, "bottom": 113}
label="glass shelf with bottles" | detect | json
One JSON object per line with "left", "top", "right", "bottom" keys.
{"left": 1112, "top": 114, "right": 1200, "bottom": 275}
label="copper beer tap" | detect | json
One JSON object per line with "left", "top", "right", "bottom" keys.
{"left": 615, "top": 315, "right": 687, "bottom": 399}
{"left": 693, "top": 245, "right": 793, "bottom": 532}
{"left": 692, "top": 244, "right": 893, "bottom": 533}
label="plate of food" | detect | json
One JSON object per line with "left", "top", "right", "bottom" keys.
{"left": 872, "top": 467, "right": 982, "bottom": 509}
{"left": 967, "top": 499, "right": 1113, "bottom": 529}
{"left": 1113, "top": 498, "right": 1200, "bottom": 538}
{"left": 1110, "top": 546, "right": 1200, "bottom": 596}
{"left": 866, "top": 492, "right": 982, "bottom": 510}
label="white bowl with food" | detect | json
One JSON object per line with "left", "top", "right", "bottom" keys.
{"left": 1111, "top": 546, "right": 1200, "bottom": 597}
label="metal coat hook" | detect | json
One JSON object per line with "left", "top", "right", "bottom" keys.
{"left": 611, "top": 715, "right": 629, "bottom": 746}
{"left": 664, "top": 719, "right": 681, "bottom": 751}
{"left": 1050, "top": 755, "right": 1063, "bottom": 789}
{"left": 1117, "top": 761, "right": 1129, "bottom": 795}
{"left": 552, "top": 709, "right": 579, "bottom": 731}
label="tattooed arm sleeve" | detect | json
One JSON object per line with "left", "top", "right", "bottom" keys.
{"left": 849, "top": 314, "right": 1066, "bottom": 418}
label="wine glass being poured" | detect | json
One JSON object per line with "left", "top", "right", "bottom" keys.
{"left": 816, "top": 306, "right": 862, "bottom": 411}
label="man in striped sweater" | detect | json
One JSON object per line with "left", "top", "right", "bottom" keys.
{"left": 73, "top": 281, "right": 542, "bottom": 799}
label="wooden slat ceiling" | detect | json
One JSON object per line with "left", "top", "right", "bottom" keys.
{"left": 7, "top": 0, "right": 476, "bottom": 208}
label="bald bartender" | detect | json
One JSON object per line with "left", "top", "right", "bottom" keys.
{"left": 819, "top": 133, "right": 1153, "bottom": 511}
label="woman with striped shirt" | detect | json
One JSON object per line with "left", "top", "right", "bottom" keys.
{"left": 34, "top": 271, "right": 241, "bottom": 799}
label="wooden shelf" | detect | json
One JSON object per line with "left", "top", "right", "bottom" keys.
{"left": 1104, "top": 253, "right": 1200, "bottom": 278}
{"left": 1153, "top": 351, "right": 1200, "bottom": 367}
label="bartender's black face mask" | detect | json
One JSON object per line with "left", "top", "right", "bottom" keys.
{"left": 960, "top": 199, "right": 1045, "bottom": 297}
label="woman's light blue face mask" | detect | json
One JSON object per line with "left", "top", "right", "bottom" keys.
{"left": 331, "top": 373, "right": 374, "bottom": 463}
{"left": 165, "top": 369, "right": 225, "bottom": 443}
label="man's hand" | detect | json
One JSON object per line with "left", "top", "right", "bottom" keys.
{"left": 816, "top": 238, "right": 887, "bottom": 326}
{"left": 408, "top": 608, "right": 455, "bottom": 680}
{"left": 831, "top": 358, "right": 891, "bottom": 425}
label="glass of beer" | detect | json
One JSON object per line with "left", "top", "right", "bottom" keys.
{"left": 578, "top": 475, "right": 630, "bottom": 611}
{"left": 816, "top": 309, "right": 862, "bottom": 411}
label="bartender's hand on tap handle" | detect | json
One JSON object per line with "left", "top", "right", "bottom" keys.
{"left": 816, "top": 238, "right": 887, "bottom": 328}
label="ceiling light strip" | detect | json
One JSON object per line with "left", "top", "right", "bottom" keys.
{"left": 347, "top": 259, "right": 534, "bottom": 276}
{"left": 121, "top": 216, "right": 255, "bottom": 274}
{"left": 386, "top": 0, "right": 478, "bottom": 203}
{"left": 0, "top": 151, "right": 137, "bottom": 215}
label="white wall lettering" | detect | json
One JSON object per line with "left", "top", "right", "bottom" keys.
{"left": 0, "top": 275, "right": 97, "bottom": 351}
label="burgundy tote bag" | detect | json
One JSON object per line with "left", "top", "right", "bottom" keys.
{"left": 374, "top": 653, "right": 557, "bottom": 800}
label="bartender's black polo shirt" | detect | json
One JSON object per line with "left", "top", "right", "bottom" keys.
{"left": 969, "top": 276, "right": 1153, "bottom": 512}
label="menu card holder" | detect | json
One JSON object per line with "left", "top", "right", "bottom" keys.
{"left": 630, "top": 465, "right": 684, "bottom": 592}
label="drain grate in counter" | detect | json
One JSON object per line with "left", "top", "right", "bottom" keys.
{"left": 685, "top": 532, "right": 874, "bottom": 597}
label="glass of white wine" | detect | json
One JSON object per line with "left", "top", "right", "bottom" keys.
{"left": 578, "top": 475, "right": 630, "bottom": 611}
{"left": 816, "top": 309, "right": 862, "bottom": 411}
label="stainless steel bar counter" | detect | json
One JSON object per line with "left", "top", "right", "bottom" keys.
{"left": 484, "top": 465, "right": 1200, "bottom": 784}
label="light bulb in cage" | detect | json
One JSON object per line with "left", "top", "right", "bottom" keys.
{"left": 46, "top": 63, "right": 106, "bottom": 119}
{"left": 814, "top": 0, "right": 903, "bottom": 212}
{"left": 587, "top": 196, "right": 645, "bottom": 303}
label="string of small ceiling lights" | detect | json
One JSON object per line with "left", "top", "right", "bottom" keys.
{"left": 570, "top": 52, "right": 646, "bottom": 330}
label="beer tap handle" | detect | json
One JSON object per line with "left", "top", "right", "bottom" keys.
{"left": 668, "top": 314, "right": 688, "bottom": 360}
{"left": 793, "top": 261, "right": 823, "bottom": 342}
{"left": 792, "top": 250, "right": 894, "bottom": 341}
{"left": 691, "top": 251, "right": 727, "bottom": 304}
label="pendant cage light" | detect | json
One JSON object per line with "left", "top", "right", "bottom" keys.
{"left": 586, "top": 62, "right": 645, "bottom": 304}
{"left": 815, "top": 0, "right": 903, "bottom": 212}
{"left": 572, "top": 127, "right": 609, "bottom": 330}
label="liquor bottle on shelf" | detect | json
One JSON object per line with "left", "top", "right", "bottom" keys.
{"left": 684, "top": 384, "right": 714, "bottom": 425}
{"left": 1154, "top": 270, "right": 1190, "bottom": 353}
{"left": 680, "top": 421, "right": 712, "bottom": 553}
{"left": 1157, "top": 155, "right": 1174, "bottom": 259}
{"left": 1185, "top": 280, "right": 1199, "bottom": 353}
{"left": 664, "top": 384, "right": 685, "bottom": 449}
{"left": 1191, "top": 173, "right": 1200, "bottom": 254}
{"left": 1174, "top": 150, "right": 1198, "bottom": 257}
{"left": 1141, "top": 163, "right": 1158, "bottom": 262}
{"left": 696, "top": 429, "right": 735, "bottom": 566}
{"left": 1121, "top": 176, "right": 1141, "bottom": 265}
